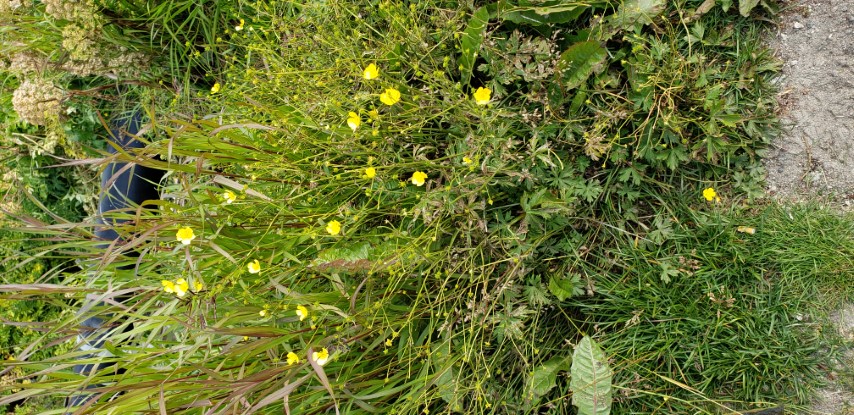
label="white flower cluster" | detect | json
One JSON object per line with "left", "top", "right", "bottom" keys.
{"left": 12, "top": 78, "right": 64, "bottom": 126}
{"left": 61, "top": 23, "right": 99, "bottom": 61}
{"left": 0, "top": 0, "right": 23, "bottom": 13}
{"left": 43, "top": 0, "right": 95, "bottom": 21}
{"left": 8, "top": 52, "right": 48, "bottom": 75}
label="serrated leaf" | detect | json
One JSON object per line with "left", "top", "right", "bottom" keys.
{"left": 612, "top": 0, "right": 666, "bottom": 31}
{"left": 460, "top": 7, "right": 489, "bottom": 86}
{"left": 555, "top": 41, "right": 608, "bottom": 92}
{"left": 739, "top": 0, "right": 760, "bottom": 16}
{"left": 570, "top": 336, "right": 612, "bottom": 415}
{"left": 528, "top": 355, "right": 570, "bottom": 398}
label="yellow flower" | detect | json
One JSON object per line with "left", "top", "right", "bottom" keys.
{"left": 247, "top": 259, "right": 261, "bottom": 274}
{"left": 174, "top": 278, "right": 189, "bottom": 298}
{"left": 347, "top": 112, "right": 361, "bottom": 131}
{"left": 193, "top": 280, "right": 203, "bottom": 292}
{"left": 702, "top": 187, "right": 721, "bottom": 203}
{"left": 296, "top": 305, "right": 309, "bottom": 321}
{"left": 379, "top": 88, "right": 401, "bottom": 106}
{"left": 473, "top": 87, "right": 491, "bottom": 105}
{"left": 210, "top": 82, "right": 221, "bottom": 94}
{"left": 385, "top": 338, "right": 393, "bottom": 347}
{"left": 326, "top": 220, "right": 341, "bottom": 235}
{"left": 363, "top": 63, "right": 379, "bottom": 80}
{"left": 368, "top": 109, "right": 379, "bottom": 120}
{"left": 223, "top": 190, "right": 236, "bottom": 204}
{"left": 410, "top": 171, "right": 428, "bottom": 186}
{"left": 235, "top": 18, "right": 245, "bottom": 31}
{"left": 462, "top": 156, "right": 473, "bottom": 165}
{"left": 286, "top": 352, "right": 300, "bottom": 365}
{"left": 365, "top": 167, "right": 376, "bottom": 179}
{"left": 176, "top": 227, "right": 196, "bottom": 245}
{"left": 259, "top": 309, "right": 267, "bottom": 317}
{"left": 312, "top": 347, "right": 330, "bottom": 366}
{"left": 161, "top": 280, "right": 175, "bottom": 294}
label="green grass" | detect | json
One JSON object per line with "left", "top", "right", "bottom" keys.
{"left": 0, "top": 0, "right": 852, "bottom": 414}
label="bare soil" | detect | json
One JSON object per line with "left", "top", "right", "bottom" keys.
{"left": 765, "top": 2, "right": 854, "bottom": 414}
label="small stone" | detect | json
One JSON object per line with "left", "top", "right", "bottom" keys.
{"left": 794, "top": 21, "right": 805, "bottom": 29}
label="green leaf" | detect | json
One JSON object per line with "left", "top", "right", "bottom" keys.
{"left": 555, "top": 41, "right": 608, "bottom": 92}
{"left": 612, "top": 0, "right": 666, "bottom": 31}
{"left": 500, "top": 1, "right": 591, "bottom": 26}
{"left": 460, "top": 7, "right": 489, "bottom": 86}
{"left": 548, "top": 274, "right": 584, "bottom": 301}
{"left": 739, "top": 0, "right": 760, "bottom": 16}
{"left": 570, "top": 336, "right": 613, "bottom": 415}
{"left": 528, "top": 355, "right": 570, "bottom": 398}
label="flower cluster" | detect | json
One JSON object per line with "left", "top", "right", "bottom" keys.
{"left": 43, "top": 0, "right": 96, "bottom": 22}
{"left": 12, "top": 78, "right": 63, "bottom": 126}
{"left": 161, "top": 278, "right": 203, "bottom": 298}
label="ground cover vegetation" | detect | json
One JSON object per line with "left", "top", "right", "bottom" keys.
{"left": 0, "top": 0, "right": 852, "bottom": 414}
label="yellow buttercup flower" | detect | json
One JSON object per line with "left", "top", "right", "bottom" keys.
{"left": 161, "top": 280, "right": 175, "bottom": 294}
{"left": 210, "top": 82, "right": 221, "bottom": 94}
{"left": 286, "top": 352, "right": 300, "bottom": 365}
{"left": 296, "top": 305, "right": 309, "bottom": 321}
{"left": 174, "top": 278, "right": 189, "bottom": 298}
{"left": 363, "top": 63, "right": 379, "bottom": 80}
{"left": 410, "top": 171, "right": 428, "bottom": 186}
{"left": 247, "top": 259, "right": 261, "bottom": 274}
{"left": 379, "top": 88, "right": 401, "bottom": 106}
{"left": 235, "top": 18, "right": 245, "bottom": 31}
{"left": 176, "top": 227, "right": 196, "bottom": 245}
{"left": 312, "top": 347, "right": 330, "bottom": 366}
{"left": 326, "top": 220, "right": 341, "bottom": 235}
{"left": 473, "top": 87, "right": 491, "bottom": 105}
{"left": 368, "top": 109, "right": 379, "bottom": 120}
{"left": 259, "top": 309, "right": 267, "bottom": 317}
{"left": 193, "top": 280, "right": 203, "bottom": 292}
{"left": 365, "top": 167, "right": 376, "bottom": 179}
{"left": 702, "top": 187, "right": 721, "bottom": 203}
{"left": 347, "top": 112, "right": 361, "bottom": 131}
{"left": 385, "top": 338, "right": 393, "bottom": 347}
{"left": 223, "top": 190, "right": 236, "bottom": 204}
{"left": 462, "top": 156, "right": 473, "bottom": 165}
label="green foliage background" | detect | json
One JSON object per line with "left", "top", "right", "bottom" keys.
{"left": 0, "top": 0, "right": 851, "bottom": 414}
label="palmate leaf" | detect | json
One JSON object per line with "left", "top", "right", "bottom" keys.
{"left": 570, "top": 336, "right": 613, "bottom": 415}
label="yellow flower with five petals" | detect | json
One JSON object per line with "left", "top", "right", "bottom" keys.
{"left": 287, "top": 352, "right": 300, "bottom": 365}
{"left": 473, "top": 87, "right": 491, "bottom": 105}
{"left": 326, "top": 220, "right": 341, "bottom": 235}
{"left": 363, "top": 63, "right": 379, "bottom": 80}
{"left": 296, "top": 305, "right": 309, "bottom": 321}
{"left": 312, "top": 348, "right": 330, "bottom": 366}
{"left": 347, "top": 112, "right": 361, "bottom": 131}
{"left": 379, "top": 88, "right": 401, "bottom": 106}
{"left": 410, "top": 171, "right": 428, "bottom": 186}
{"left": 176, "top": 227, "right": 196, "bottom": 245}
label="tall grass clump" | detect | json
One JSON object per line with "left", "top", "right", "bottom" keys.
{"left": 4, "top": 0, "right": 851, "bottom": 414}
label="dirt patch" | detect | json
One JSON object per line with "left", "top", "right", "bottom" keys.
{"left": 764, "top": 0, "right": 854, "bottom": 209}
{"left": 765, "top": 2, "right": 854, "bottom": 414}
